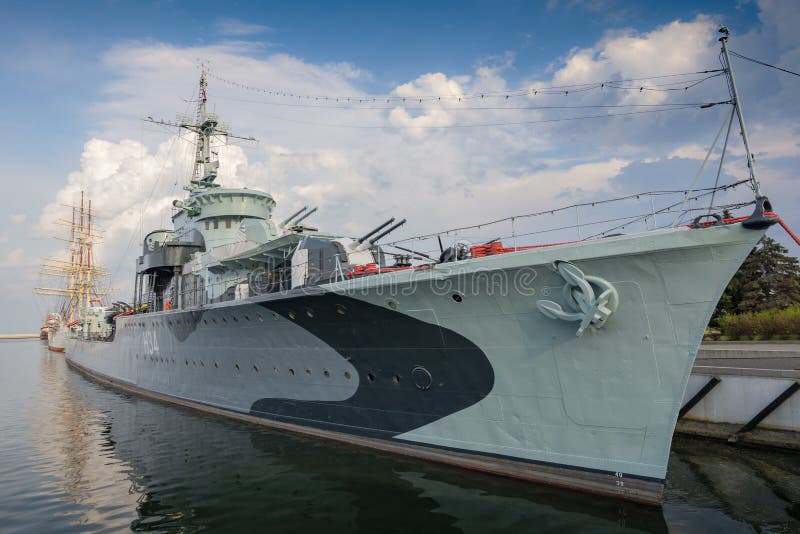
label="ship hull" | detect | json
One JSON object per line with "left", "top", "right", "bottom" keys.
{"left": 65, "top": 222, "right": 765, "bottom": 504}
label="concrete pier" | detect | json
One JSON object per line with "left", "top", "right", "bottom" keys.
{"left": 678, "top": 341, "right": 800, "bottom": 449}
{"left": 0, "top": 334, "right": 40, "bottom": 339}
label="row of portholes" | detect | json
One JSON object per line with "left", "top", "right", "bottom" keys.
{"left": 121, "top": 318, "right": 204, "bottom": 329}
{"left": 121, "top": 306, "right": 333, "bottom": 330}
{"left": 202, "top": 313, "right": 262, "bottom": 326}
{"left": 122, "top": 314, "right": 263, "bottom": 330}
{"left": 121, "top": 293, "right": 463, "bottom": 331}
{"left": 131, "top": 354, "right": 404, "bottom": 384}
{"left": 182, "top": 304, "right": 348, "bottom": 326}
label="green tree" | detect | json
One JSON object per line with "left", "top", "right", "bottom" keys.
{"left": 714, "top": 236, "right": 800, "bottom": 318}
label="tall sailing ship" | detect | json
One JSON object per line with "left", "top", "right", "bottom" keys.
{"left": 35, "top": 193, "right": 110, "bottom": 352}
{"left": 62, "top": 29, "right": 782, "bottom": 504}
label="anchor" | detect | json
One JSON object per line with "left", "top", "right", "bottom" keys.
{"left": 536, "top": 261, "right": 619, "bottom": 337}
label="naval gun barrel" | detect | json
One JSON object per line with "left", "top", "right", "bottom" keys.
{"left": 370, "top": 218, "right": 407, "bottom": 244}
{"left": 391, "top": 244, "right": 432, "bottom": 260}
{"left": 280, "top": 206, "right": 308, "bottom": 228}
{"left": 292, "top": 206, "right": 318, "bottom": 226}
{"left": 357, "top": 218, "right": 395, "bottom": 244}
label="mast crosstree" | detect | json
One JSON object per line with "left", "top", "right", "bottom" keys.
{"left": 144, "top": 64, "right": 256, "bottom": 193}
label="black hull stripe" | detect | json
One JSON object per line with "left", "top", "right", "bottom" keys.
{"left": 254, "top": 293, "right": 495, "bottom": 436}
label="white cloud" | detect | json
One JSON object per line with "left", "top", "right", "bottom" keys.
{"left": 215, "top": 18, "right": 272, "bottom": 37}
{"left": 539, "top": 17, "right": 720, "bottom": 106}
{"left": 0, "top": 248, "right": 26, "bottom": 269}
{"left": 35, "top": 7, "right": 800, "bottom": 303}
{"left": 668, "top": 144, "right": 712, "bottom": 160}
{"left": 9, "top": 214, "right": 26, "bottom": 225}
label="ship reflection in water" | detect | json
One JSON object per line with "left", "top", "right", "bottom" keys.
{"left": 1, "top": 341, "right": 798, "bottom": 533}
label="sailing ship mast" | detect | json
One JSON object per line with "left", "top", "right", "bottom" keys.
{"left": 34, "top": 192, "right": 109, "bottom": 322}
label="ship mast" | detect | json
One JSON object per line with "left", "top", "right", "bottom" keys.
{"left": 145, "top": 64, "right": 256, "bottom": 193}
{"left": 718, "top": 26, "right": 762, "bottom": 198}
{"left": 34, "top": 192, "right": 109, "bottom": 321}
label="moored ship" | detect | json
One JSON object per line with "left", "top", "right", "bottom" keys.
{"left": 35, "top": 193, "right": 109, "bottom": 352}
{"left": 62, "top": 28, "right": 782, "bottom": 504}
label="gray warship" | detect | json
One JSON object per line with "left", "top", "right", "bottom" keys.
{"left": 64, "top": 28, "right": 779, "bottom": 504}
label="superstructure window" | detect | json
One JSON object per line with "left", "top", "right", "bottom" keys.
{"left": 213, "top": 220, "right": 219, "bottom": 229}
{"left": 225, "top": 219, "right": 232, "bottom": 229}
{"left": 205, "top": 221, "right": 210, "bottom": 230}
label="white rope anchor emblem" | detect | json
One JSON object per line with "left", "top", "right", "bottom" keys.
{"left": 536, "top": 261, "right": 619, "bottom": 337}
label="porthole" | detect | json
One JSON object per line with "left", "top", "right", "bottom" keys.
{"left": 221, "top": 317, "right": 227, "bottom": 324}
{"left": 168, "top": 320, "right": 173, "bottom": 326}
{"left": 244, "top": 315, "right": 250, "bottom": 322}
{"left": 306, "top": 308, "right": 315, "bottom": 318}
{"left": 212, "top": 318, "right": 217, "bottom": 324}
{"left": 412, "top": 366, "right": 433, "bottom": 390}
{"left": 235, "top": 363, "right": 240, "bottom": 371}
{"left": 273, "top": 366, "right": 279, "bottom": 374}
{"left": 185, "top": 359, "right": 189, "bottom": 366}
{"left": 392, "top": 374, "right": 401, "bottom": 384}
{"left": 203, "top": 319, "right": 208, "bottom": 325}
{"left": 288, "top": 310, "right": 296, "bottom": 320}
{"left": 200, "top": 361, "right": 205, "bottom": 367}
{"left": 386, "top": 299, "right": 398, "bottom": 310}
{"left": 232, "top": 316, "right": 238, "bottom": 322}
{"left": 272, "top": 312, "right": 279, "bottom": 321}
{"left": 192, "top": 360, "right": 196, "bottom": 366}
{"left": 289, "top": 368, "right": 295, "bottom": 376}
{"left": 344, "top": 371, "right": 352, "bottom": 380}
{"left": 335, "top": 304, "right": 347, "bottom": 316}
{"left": 367, "top": 372, "right": 375, "bottom": 382}
{"left": 257, "top": 314, "right": 263, "bottom": 322}
{"left": 253, "top": 364, "right": 260, "bottom": 373}
{"left": 323, "top": 369, "right": 330, "bottom": 378}
{"left": 213, "top": 362, "right": 219, "bottom": 368}
{"left": 305, "top": 368, "right": 311, "bottom": 376}
{"left": 451, "top": 293, "right": 463, "bottom": 303}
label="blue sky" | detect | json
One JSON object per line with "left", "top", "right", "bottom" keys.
{"left": 1, "top": 0, "right": 798, "bottom": 331}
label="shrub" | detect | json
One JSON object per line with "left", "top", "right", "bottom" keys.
{"left": 717, "top": 305, "right": 800, "bottom": 340}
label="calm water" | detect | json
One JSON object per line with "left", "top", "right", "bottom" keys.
{"left": 1, "top": 340, "right": 798, "bottom": 533}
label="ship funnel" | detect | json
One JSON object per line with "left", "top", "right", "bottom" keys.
{"left": 369, "top": 218, "right": 407, "bottom": 244}
{"left": 279, "top": 206, "right": 308, "bottom": 228}
{"left": 356, "top": 218, "right": 395, "bottom": 245}
{"left": 292, "top": 206, "right": 318, "bottom": 226}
